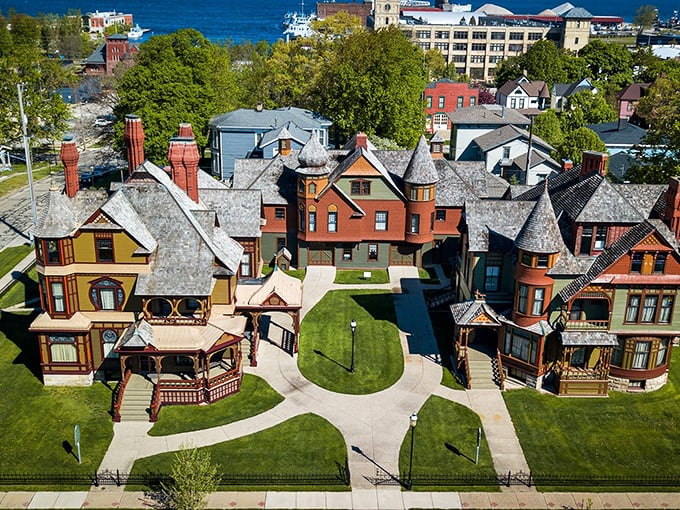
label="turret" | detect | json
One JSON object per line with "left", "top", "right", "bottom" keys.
{"left": 295, "top": 135, "right": 330, "bottom": 236}
{"left": 404, "top": 136, "right": 439, "bottom": 244}
{"left": 512, "top": 185, "right": 563, "bottom": 327}
{"left": 278, "top": 127, "right": 293, "bottom": 157}
{"left": 60, "top": 136, "right": 79, "bottom": 199}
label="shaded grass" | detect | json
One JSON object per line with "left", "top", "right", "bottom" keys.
{"left": 0, "top": 244, "right": 32, "bottom": 278}
{"left": 504, "top": 349, "right": 680, "bottom": 490}
{"left": 419, "top": 267, "right": 440, "bottom": 285}
{"left": 0, "top": 311, "right": 113, "bottom": 487}
{"left": 129, "top": 413, "right": 349, "bottom": 491}
{"left": 334, "top": 269, "right": 389, "bottom": 284}
{"left": 398, "top": 395, "right": 498, "bottom": 491}
{"left": 0, "top": 266, "right": 39, "bottom": 309}
{"left": 148, "top": 374, "right": 284, "bottom": 436}
{"left": 298, "top": 290, "right": 403, "bottom": 394}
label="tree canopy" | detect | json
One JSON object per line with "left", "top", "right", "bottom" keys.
{"left": 628, "top": 74, "right": 680, "bottom": 183}
{"left": 634, "top": 5, "right": 658, "bottom": 33}
{"left": 115, "top": 29, "right": 239, "bottom": 163}
{"left": 494, "top": 40, "right": 575, "bottom": 89}
{"left": 555, "top": 127, "right": 607, "bottom": 165}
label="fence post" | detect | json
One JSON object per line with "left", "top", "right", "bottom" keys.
{"left": 528, "top": 471, "right": 532, "bottom": 487}
{"left": 93, "top": 470, "right": 99, "bottom": 487}
{"left": 116, "top": 469, "right": 121, "bottom": 487}
{"left": 345, "top": 456, "right": 351, "bottom": 486}
{"left": 507, "top": 470, "right": 511, "bottom": 487}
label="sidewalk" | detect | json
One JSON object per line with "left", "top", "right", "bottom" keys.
{"left": 0, "top": 251, "right": 36, "bottom": 297}
{"left": 2, "top": 489, "right": 679, "bottom": 509}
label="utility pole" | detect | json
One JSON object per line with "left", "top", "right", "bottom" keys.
{"left": 18, "top": 83, "right": 38, "bottom": 240}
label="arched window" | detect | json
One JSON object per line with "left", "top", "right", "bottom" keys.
{"left": 89, "top": 277, "right": 125, "bottom": 311}
{"left": 309, "top": 182, "right": 317, "bottom": 194}
{"left": 328, "top": 204, "right": 338, "bottom": 232}
{"left": 308, "top": 205, "right": 317, "bottom": 232}
{"left": 147, "top": 297, "right": 173, "bottom": 317}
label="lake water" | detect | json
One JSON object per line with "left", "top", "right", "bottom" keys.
{"left": 0, "top": 0, "right": 676, "bottom": 43}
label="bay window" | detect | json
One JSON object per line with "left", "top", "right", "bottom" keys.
{"left": 532, "top": 288, "right": 545, "bottom": 315}
{"left": 51, "top": 281, "right": 65, "bottom": 313}
{"left": 518, "top": 284, "right": 528, "bottom": 314}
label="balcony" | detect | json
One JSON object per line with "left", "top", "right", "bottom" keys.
{"left": 564, "top": 318, "right": 609, "bottom": 330}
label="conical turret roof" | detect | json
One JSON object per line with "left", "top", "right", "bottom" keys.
{"left": 514, "top": 184, "right": 564, "bottom": 254}
{"left": 403, "top": 136, "right": 439, "bottom": 185}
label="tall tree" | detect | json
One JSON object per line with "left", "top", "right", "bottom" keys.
{"left": 634, "top": 5, "right": 658, "bottom": 34}
{"left": 561, "top": 90, "right": 617, "bottom": 131}
{"left": 533, "top": 110, "right": 564, "bottom": 149}
{"left": 628, "top": 74, "right": 680, "bottom": 183}
{"left": 555, "top": 127, "right": 607, "bottom": 165}
{"left": 115, "top": 29, "right": 239, "bottom": 163}
{"left": 315, "top": 26, "right": 426, "bottom": 147}
{"left": 578, "top": 40, "right": 633, "bottom": 89}
{"left": 494, "top": 40, "right": 570, "bottom": 88}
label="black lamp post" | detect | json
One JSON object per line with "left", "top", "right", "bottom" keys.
{"left": 350, "top": 318, "right": 357, "bottom": 373}
{"left": 407, "top": 412, "right": 418, "bottom": 490}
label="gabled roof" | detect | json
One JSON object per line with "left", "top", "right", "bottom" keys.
{"left": 497, "top": 77, "right": 550, "bottom": 99}
{"left": 552, "top": 78, "right": 596, "bottom": 98}
{"left": 210, "top": 106, "right": 331, "bottom": 130}
{"left": 511, "top": 149, "right": 561, "bottom": 171}
{"left": 557, "top": 221, "right": 661, "bottom": 302}
{"left": 447, "top": 105, "right": 530, "bottom": 126}
{"left": 235, "top": 265, "right": 303, "bottom": 308}
{"left": 472, "top": 124, "right": 553, "bottom": 153}
{"left": 466, "top": 200, "right": 535, "bottom": 252}
{"left": 234, "top": 157, "right": 296, "bottom": 205}
{"left": 83, "top": 43, "right": 106, "bottom": 65}
{"left": 403, "top": 136, "right": 439, "bottom": 185}
{"left": 259, "top": 122, "right": 310, "bottom": 149}
{"left": 618, "top": 83, "right": 650, "bottom": 102}
{"left": 450, "top": 298, "right": 501, "bottom": 326}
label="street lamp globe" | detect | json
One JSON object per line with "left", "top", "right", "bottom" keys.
{"left": 350, "top": 318, "right": 357, "bottom": 332}
{"left": 409, "top": 412, "right": 418, "bottom": 428}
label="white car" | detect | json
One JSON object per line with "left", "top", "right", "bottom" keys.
{"left": 94, "top": 118, "right": 113, "bottom": 128}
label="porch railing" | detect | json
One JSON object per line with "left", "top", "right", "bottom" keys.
{"left": 464, "top": 348, "right": 472, "bottom": 390}
{"left": 564, "top": 319, "right": 609, "bottom": 330}
{"left": 496, "top": 348, "right": 506, "bottom": 390}
{"left": 112, "top": 368, "right": 132, "bottom": 423}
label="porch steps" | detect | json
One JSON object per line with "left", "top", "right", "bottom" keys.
{"left": 119, "top": 375, "right": 153, "bottom": 421}
{"left": 467, "top": 347, "right": 499, "bottom": 390}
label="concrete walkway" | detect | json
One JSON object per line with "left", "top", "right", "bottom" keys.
{"left": 96, "top": 264, "right": 530, "bottom": 494}
{"left": 0, "top": 250, "right": 35, "bottom": 297}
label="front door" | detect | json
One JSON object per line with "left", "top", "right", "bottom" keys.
{"left": 389, "top": 243, "right": 416, "bottom": 266}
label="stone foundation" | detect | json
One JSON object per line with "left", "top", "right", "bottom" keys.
{"left": 608, "top": 371, "right": 668, "bottom": 393}
{"left": 43, "top": 372, "right": 94, "bottom": 386}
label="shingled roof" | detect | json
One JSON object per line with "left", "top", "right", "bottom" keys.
{"left": 514, "top": 186, "right": 564, "bottom": 254}
{"left": 447, "top": 105, "right": 530, "bottom": 126}
{"left": 403, "top": 136, "right": 439, "bottom": 185}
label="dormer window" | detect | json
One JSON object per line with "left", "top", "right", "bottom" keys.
{"left": 351, "top": 180, "right": 371, "bottom": 195}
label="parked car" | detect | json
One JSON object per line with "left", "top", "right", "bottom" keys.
{"left": 94, "top": 118, "right": 113, "bottom": 128}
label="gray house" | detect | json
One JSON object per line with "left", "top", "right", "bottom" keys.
{"left": 208, "top": 105, "right": 332, "bottom": 180}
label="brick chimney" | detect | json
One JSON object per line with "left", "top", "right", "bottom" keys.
{"left": 167, "top": 125, "right": 200, "bottom": 203}
{"left": 124, "top": 114, "right": 145, "bottom": 176}
{"left": 355, "top": 132, "right": 368, "bottom": 150}
{"left": 561, "top": 159, "right": 573, "bottom": 172}
{"left": 580, "top": 151, "right": 608, "bottom": 177}
{"left": 664, "top": 177, "right": 680, "bottom": 240}
{"left": 178, "top": 122, "right": 194, "bottom": 138}
{"left": 60, "top": 136, "right": 79, "bottom": 198}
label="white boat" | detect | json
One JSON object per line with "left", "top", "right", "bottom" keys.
{"left": 283, "top": 15, "right": 317, "bottom": 39}
{"left": 127, "top": 24, "right": 149, "bottom": 39}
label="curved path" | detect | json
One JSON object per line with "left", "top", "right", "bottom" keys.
{"left": 97, "top": 265, "right": 529, "bottom": 493}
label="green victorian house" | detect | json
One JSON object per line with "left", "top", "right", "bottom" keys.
{"left": 452, "top": 152, "right": 680, "bottom": 396}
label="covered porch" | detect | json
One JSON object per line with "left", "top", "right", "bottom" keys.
{"left": 551, "top": 331, "right": 617, "bottom": 397}
{"left": 113, "top": 308, "right": 248, "bottom": 421}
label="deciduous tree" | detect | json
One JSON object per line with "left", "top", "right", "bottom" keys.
{"left": 162, "top": 446, "right": 220, "bottom": 510}
{"left": 532, "top": 110, "right": 564, "bottom": 149}
{"left": 555, "top": 127, "right": 607, "bottom": 165}
{"left": 115, "top": 29, "right": 239, "bottom": 163}
{"left": 634, "top": 5, "right": 657, "bottom": 33}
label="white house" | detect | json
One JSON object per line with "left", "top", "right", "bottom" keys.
{"left": 495, "top": 75, "right": 550, "bottom": 111}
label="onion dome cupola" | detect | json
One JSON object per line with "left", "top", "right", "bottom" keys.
{"left": 512, "top": 185, "right": 564, "bottom": 327}
{"left": 296, "top": 134, "right": 330, "bottom": 199}
{"left": 404, "top": 135, "right": 439, "bottom": 245}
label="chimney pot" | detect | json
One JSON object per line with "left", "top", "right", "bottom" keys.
{"left": 124, "top": 114, "right": 145, "bottom": 177}
{"left": 60, "top": 136, "right": 80, "bottom": 198}
{"left": 355, "top": 132, "right": 368, "bottom": 150}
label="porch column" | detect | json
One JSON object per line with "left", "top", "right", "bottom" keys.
{"left": 292, "top": 310, "right": 300, "bottom": 354}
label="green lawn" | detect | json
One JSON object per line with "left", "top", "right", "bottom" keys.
{"left": 261, "top": 265, "right": 305, "bottom": 281}
{"left": 0, "top": 266, "right": 39, "bottom": 309}
{"left": 0, "top": 311, "right": 113, "bottom": 484}
{"left": 130, "top": 413, "right": 349, "bottom": 491}
{"left": 0, "top": 164, "right": 53, "bottom": 199}
{"left": 0, "top": 244, "right": 33, "bottom": 278}
{"left": 148, "top": 374, "right": 284, "bottom": 436}
{"left": 298, "top": 290, "right": 403, "bottom": 394}
{"left": 398, "top": 395, "right": 498, "bottom": 491}
{"left": 504, "top": 349, "right": 680, "bottom": 487}
{"left": 334, "top": 269, "right": 390, "bottom": 284}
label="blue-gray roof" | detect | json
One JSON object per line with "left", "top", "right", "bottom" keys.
{"left": 210, "top": 106, "right": 331, "bottom": 131}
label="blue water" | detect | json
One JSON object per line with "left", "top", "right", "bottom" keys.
{"left": 0, "top": 0, "right": 677, "bottom": 43}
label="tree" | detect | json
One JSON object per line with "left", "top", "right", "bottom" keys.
{"left": 476, "top": 86, "right": 496, "bottom": 104}
{"left": 532, "top": 110, "right": 564, "bottom": 149}
{"left": 627, "top": 74, "right": 680, "bottom": 183}
{"left": 561, "top": 90, "right": 616, "bottom": 131}
{"left": 634, "top": 5, "right": 657, "bottom": 34}
{"left": 494, "top": 40, "right": 570, "bottom": 89}
{"left": 310, "top": 11, "right": 363, "bottom": 39}
{"left": 578, "top": 40, "right": 633, "bottom": 89}
{"left": 423, "top": 47, "right": 446, "bottom": 81}
{"left": 315, "top": 26, "right": 426, "bottom": 147}
{"left": 162, "top": 446, "right": 220, "bottom": 510}
{"left": 115, "top": 29, "right": 239, "bottom": 163}
{"left": 555, "top": 127, "right": 607, "bottom": 165}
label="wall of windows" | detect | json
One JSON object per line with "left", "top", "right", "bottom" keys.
{"left": 504, "top": 327, "right": 538, "bottom": 364}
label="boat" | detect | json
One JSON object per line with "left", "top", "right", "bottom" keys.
{"left": 282, "top": 0, "right": 316, "bottom": 39}
{"left": 127, "top": 24, "right": 150, "bottom": 39}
